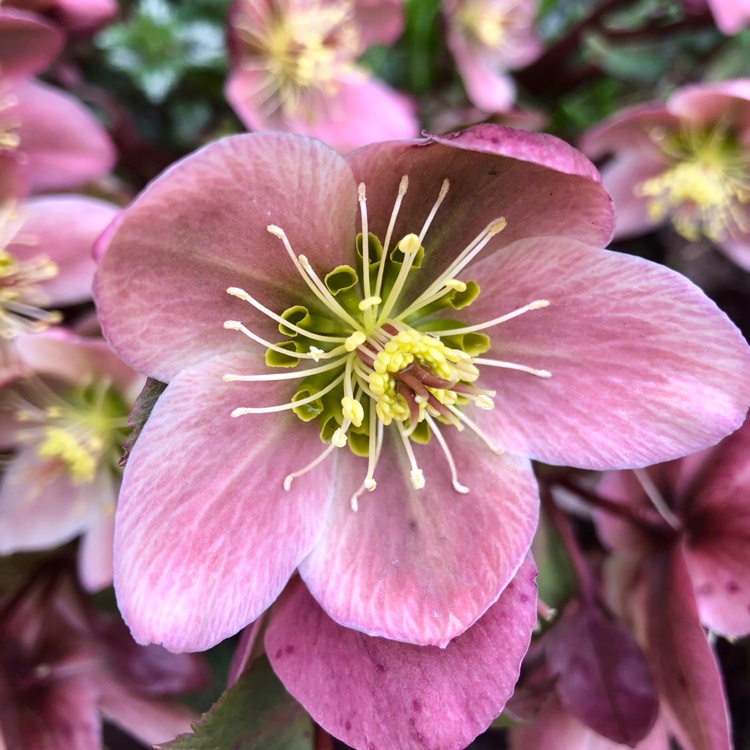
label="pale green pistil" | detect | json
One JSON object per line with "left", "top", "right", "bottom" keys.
{"left": 223, "top": 176, "right": 552, "bottom": 505}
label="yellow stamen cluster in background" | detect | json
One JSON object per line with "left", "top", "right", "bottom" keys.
{"left": 0, "top": 89, "right": 21, "bottom": 152}
{"left": 37, "top": 425, "right": 100, "bottom": 484}
{"left": 638, "top": 124, "right": 750, "bottom": 242}
{"left": 456, "top": 3, "right": 509, "bottom": 47}
{"left": 237, "top": 0, "right": 360, "bottom": 118}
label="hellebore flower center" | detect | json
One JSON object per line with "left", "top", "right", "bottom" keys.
{"left": 636, "top": 124, "right": 750, "bottom": 242}
{"left": 0, "top": 203, "right": 62, "bottom": 338}
{"left": 236, "top": 0, "right": 359, "bottom": 119}
{"left": 224, "top": 176, "right": 551, "bottom": 507}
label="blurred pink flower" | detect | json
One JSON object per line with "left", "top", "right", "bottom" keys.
{"left": 0, "top": 8, "right": 116, "bottom": 194}
{"left": 581, "top": 80, "right": 750, "bottom": 269}
{"left": 443, "top": 0, "right": 541, "bottom": 113}
{"left": 224, "top": 0, "right": 418, "bottom": 152}
{"left": 0, "top": 329, "right": 143, "bottom": 591}
{"left": 683, "top": 0, "right": 750, "bottom": 35}
{"left": 0, "top": 571, "right": 205, "bottom": 749}
{"left": 93, "top": 126, "right": 750, "bottom": 669}
{"left": 0, "top": 194, "right": 118, "bottom": 381}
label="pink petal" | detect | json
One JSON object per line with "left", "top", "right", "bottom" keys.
{"left": 98, "top": 681, "right": 196, "bottom": 746}
{"left": 346, "top": 125, "right": 615, "bottom": 280}
{"left": 509, "top": 696, "right": 671, "bottom": 750}
{"left": 0, "top": 449, "right": 111, "bottom": 554}
{"left": 9, "top": 79, "right": 115, "bottom": 192}
{"left": 352, "top": 0, "right": 404, "bottom": 45}
{"left": 461, "top": 236, "right": 750, "bottom": 469}
{"left": 78, "top": 506, "right": 115, "bottom": 592}
{"left": 10, "top": 195, "right": 118, "bottom": 306}
{"left": 598, "top": 152, "right": 666, "bottom": 239}
{"left": 668, "top": 81, "right": 750, "bottom": 130}
{"left": 54, "top": 0, "right": 118, "bottom": 32}
{"left": 226, "top": 69, "right": 419, "bottom": 153}
{"left": 682, "top": 420, "right": 750, "bottom": 636}
{"left": 94, "top": 132, "right": 357, "bottom": 382}
{"left": 706, "top": 0, "right": 750, "bottom": 34}
{"left": 0, "top": 8, "right": 63, "bottom": 80}
{"left": 267, "top": 558, "right": 537, "bottom": 750}
{"left": 114, "top": 350, "right": 334, "bottom": 652}
{"left": 643, "top": 547, "right": 732, "bottom": 750}
{"left": 300, "top": 430, "right": 538, "bottom": 646}
{"left": 718, "top": 238, "right": 750, "bottom": 270}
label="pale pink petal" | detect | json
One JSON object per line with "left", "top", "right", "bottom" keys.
{"left": 510, "top": 696, "right": 671, "bottom": 750}
{"left": 9, "top": 79, "right": 115, "bottom": 192}
{"left": 682, "top": 420, "right": 750, "bottom": 636}
{"left": 346, "top": 125, "right": 615, "bottom": 286}
{"left": 643, "top": 548, "right": 732, "bottom": 750}
{"left": 352, "top": 0, "right": 404, "bottom": 45}
{"left": 599, "top": 152, "right": 666, "bottom": 239}
{"left": 668, "top": 81, "right": 750, "bottom": 130}
{"left": 461, "top": 236, "right": 750, "bottom": 469}
{"left": 94, "top": 132, "right": 357, "bottom": 382}
{"left": 98, "top": 681, "right": 195, "bottom": 746}
{"left": 0, "top": 449, "right": 110, "bottom": 554}
{"left": 718, "top": 238, "right": 750, "bottom": 270}
{"left": 0, "top": 8, "right": 63, "bottom": 80}
{"left": 114, "top": 350, "right": 334, "bottom": 652}
{"left": 9, "top": 195, "right": 118, "bottom": 305}
{"left": 300, "top": 430, "right": 539, "bottom": 645}
{"left": 78, "top": 501, "right": 116, "bottom": 592}
{"left": 14, "top": 330, "right": 140, "bottom": 395}
{"left": 267, "top": 558, "right": 537, "bottom": 750}
{"left": 54, "top": 0, "right": 118, "bottom": 32}
{"left": 706, "top": 0, "right": 750, "bottom": 34}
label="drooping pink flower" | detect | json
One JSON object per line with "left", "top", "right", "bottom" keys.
{"left": 580, "top": 79, "right": 750, "bottom": 269}
{"left": 0, "top": 570, "right": 205, "bottom": 749}
{"left": 0, "top": 8, "right": 116, "bottom": 194}
{"left": 0, "top": 329, "right": 143, "bottom": 591}
{"left": 93, "top": 125, "right": 750, "bottom": 663}
{"left": 683, "top": 0, "right": 750, "bottom": 35}
{"left": 224, "top": 0, "right": 419, "bottom": 153}
{"left": 442, "top": 0, "right": 541, "bottom": 113}
{"left": 0, "top": 194, "right": 119, "bottom": 382}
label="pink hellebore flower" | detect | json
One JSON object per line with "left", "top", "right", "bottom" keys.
{"left": 95, "top": 126, "right": 749, "bottom": 744}
{"left": 443, "top": 0, "right": 541, "bottom": 114}
{"left": 0, "top": 8, "right": 115, "bottom": 194}
{"left": 581, "top": 79, "right": 750, "bottom": 270}
{"left": 0, "top": 329, "right": 143, "bottom": 591}
{"left": 0, "top": 194, "right": 119, "bottom": 381}
{"left": 224, "top": 0, "right": 419, "bottom": 153}
{"left": 0, "top": 572, "right": 205, "bottom": 749}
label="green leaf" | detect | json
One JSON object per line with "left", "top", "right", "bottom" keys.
{"left": 162, "top": 657, "right": 313, "bottom": 750}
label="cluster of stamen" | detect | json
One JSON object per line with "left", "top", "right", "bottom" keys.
{"left": 456, "top": 2, "right": 511, "bottom": 48}
{"left": 12, "top": 378, "right": 130, "bottom": 487}
{"left": 235, "top": 0, "right": 359, "bottom": 120}
{"left": 637, "top": 122, "right": 750, "bottom": 242}
{"left": 0, "top": 202, "right": 61, "bottom": 339}
{"left": 223, "top": 175, "right": 552, "bottom": 507}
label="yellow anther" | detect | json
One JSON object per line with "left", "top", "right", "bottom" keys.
{"left": 358, "top": 296, "right": 381, "bottom": 311}
{"left": 332, "top": 428, "right": 348, "bottom": 448}
{"left": 341, "top": 396, "right": 364, "bottom": 427}
{"left": 344, "top": 331, "right": 366, "bottom": 351}
{"left": 37, "top": 427, "right": 97, "bottom": 484}
{"left": 397, "top": 233, "right": 421, "bottom": 254}
{"left": 444, "top": 279, "right": 467, "bottom": 292}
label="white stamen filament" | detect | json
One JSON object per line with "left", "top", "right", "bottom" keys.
{"left": 373, "top": 175, "right": 409, "bottom": 313}
{"left": 633, "top": 468, "right": 683, "bottom": 531}
{"left": 350, "top": 412, "right": 383, "bottom": 511}
{"left": 434, "top": 300, "right": 549, "bottom": 337}
{"left": 231, "top": 371, "right": 345, "bottom": 417}
{"left": 358, "top": 183, "right": 372, "bottom": 309}
{"left": 223, "top": 355, "right": 348, "bottom": 382}
{"left": 418, "top": 178, "right": 450, "bottom": 242}
{"left": 267, "top": 225, "right": 363, "bottom": 331}
{"left": 284, "top": 443, "right": 337, "bottom": 490}
{"left": 446, "top": 404, "right": 504, "bottom": 454}
{"left": 425, "top": 414, "right": 469, "bottom": 494}
{"left": 224, "top": 320, "right": 347, "bottom": 361}
{"left": 473, "top": 358, "right": 552, "bottom": 378}
{"left": 376, "top": 235, "right": 420, "bottom": 324}
{"left": 226, "top": 287, "right": 347, "bottom": 343}
{"left": 397, "top": 421, "right": 425, "bottom": 489}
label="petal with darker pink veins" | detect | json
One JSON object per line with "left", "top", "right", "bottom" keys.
{"left": 94, "top": 132, "right": 357, "bottom": 382}
{"left": 114, "top": 350, "right": 335, "bottom": 652}
{"left": 462, "top": 237, "right": 750, "bottom": 469}
{"left": 267, "top": 557, "right": 537, "bottom": 750}
{"left": 300, "top": 429, "right": 538, "bottom": 646}
{"left": 0, "top": 8, "right": 63, "bottom": 80}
